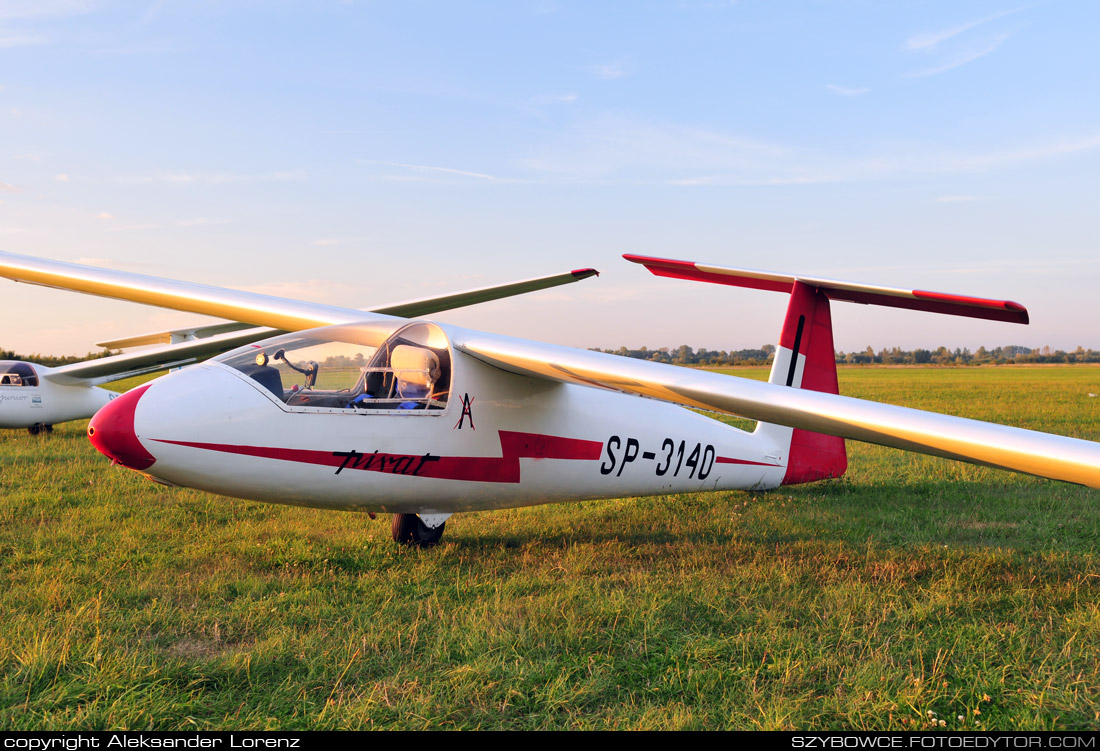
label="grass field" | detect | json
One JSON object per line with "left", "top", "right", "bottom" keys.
{"left": 1, "top": 365, "right": 1098, "bottom": 730}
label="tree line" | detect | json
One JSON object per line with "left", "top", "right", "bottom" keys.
{"left": 0, "top": 348, "right": 118, "bottom": 368}
{"left": 590, "top": 344, "right": 1100, "bottom": 366}
{"left": 5, "top": 344, "right": 1100, "bottom": 370}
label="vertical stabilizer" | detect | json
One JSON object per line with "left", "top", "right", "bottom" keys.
{"left": 759, "top": 281, "right": 848, "bottom": 485}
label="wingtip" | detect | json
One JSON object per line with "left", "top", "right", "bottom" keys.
{"left": 622, "top": 253, "right": 683, "bottom": 266}
{"left": 571, "top": 267, "right": 600, "bottom": 279}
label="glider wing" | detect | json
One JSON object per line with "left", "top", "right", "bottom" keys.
{"left": 0, "top": 251, "right": 597, "bottom": 384}
{"left": 453, "top": 328, "right": 1100, "bottom": 488}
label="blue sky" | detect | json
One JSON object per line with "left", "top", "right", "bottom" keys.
{"left": 2, "top": 0, "right": 1098, "bottom": 356}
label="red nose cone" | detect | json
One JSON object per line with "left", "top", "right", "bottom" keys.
{"left": 88, "top": 384, "right": 157, "bottom": 470}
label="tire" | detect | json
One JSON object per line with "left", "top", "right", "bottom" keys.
{"left": 391, "top": 513, "right": 446, "bottom": 547}
{"left": 27, "top": 423, "right": 43, "bottom": 435}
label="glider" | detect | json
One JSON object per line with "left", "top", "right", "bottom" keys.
{"left": 2, "top": 251, "right": 1097, "bottom": 547}
{"left": 0, "top": 251, "right": 597, "bottom": 433}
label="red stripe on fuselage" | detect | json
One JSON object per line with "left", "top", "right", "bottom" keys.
{"left": 716, "top": 456, "right": 779, "bottom": 467}
{"left": 152, "top": 430, "right": 605, "bottom": 484}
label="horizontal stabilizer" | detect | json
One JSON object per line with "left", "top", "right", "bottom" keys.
{"left": 624, "top": 254, "right": 1029, "bottom": 324}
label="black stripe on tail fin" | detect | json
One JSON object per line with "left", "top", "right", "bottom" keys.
{"left": 766, "top": 281, "right": 847, "bottom": 485}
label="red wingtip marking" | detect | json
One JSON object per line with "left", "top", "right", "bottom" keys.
{"left": 622, "top": 254, "right": 698, "bottom": 272}
{"left": 910, "top": 290, "right": 1030, "bottom": 324}
{"left": 571, "top": 267, "right": 600, "bottom": 278}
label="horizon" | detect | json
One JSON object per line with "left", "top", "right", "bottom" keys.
{"left": 2, "top": 1, "right": 1098, "bottom": 356}
{"left": 7, "top": 340, "right": 1099, "bottom": 368}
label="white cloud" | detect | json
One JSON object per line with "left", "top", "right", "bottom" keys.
{"left": 531, "top": 92, "right": 578, "bottom": 106}
{"left": 96, "top": 216, "right": 232, "bottom": 232}
{"left": 104, "top": 223, "right": 161, "bottom": 232}
{"left": 518, "top": 115, "right": 1100, "bottom": 186}
{"left": 905, "top": 7, "right": 1028, "bottom": 51}
{"left": 593, "top": 61, "right": 629, "bottom": 80}
{"left": 55, "top": 173, "right": 70, "bottom": 182}
{"left": 935, "top": 195, "right": 984, "bottom": 203}
{"left": 72, "top": 257, "right": 164, "bottom": 272}
{"left": 362, "top": 161, "right": 503, "bottom": 182}
{"left": 908, "top": 30, "right": 1018, "bottom": 78}
{"left": 311, "top": 237, "right": 365, "bottom": 247}
{"left": 175, "top": 217, "right": 230, "bottom": 227}
{"left": 826, "top": 85, "right": 870, "bottom": 97}
{"left": 0, "top": 1, "right": 94, "bottom": 21}
{"left": 96, "top": 211, "right": 113, "bottom": 219}
{"left": 125, "top": 171, "right": 303, "bottom": 185}
{"left": 930, "top": 133, "right": 1100, "bottom": 171}
{"left": 0, "top": 0, "right": 95, "bottom": 49}
{"left": 519, "top": 116, "right": 809, "bottom": 184}
{"left": 0, "top": 182, "right": 20, "bottom": 192}
{"left": 904, "top": 7, "right": 1030, "bottom": 77}
{"left": 0, "top": 35, "right": 47, "bottom": 47}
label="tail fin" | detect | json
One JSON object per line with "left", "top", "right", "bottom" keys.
{"left": 624, "top": 254, "right": 1030, "bottom": 486}
{"left": 761, "top": 281, "right": 847, "bottom": 484}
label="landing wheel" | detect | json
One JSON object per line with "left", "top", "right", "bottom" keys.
{"left": 27, "top": 423, "right": 47, "bottom": 435}
{"left": 391, "top": 513, "right": 446, "bottom": 547}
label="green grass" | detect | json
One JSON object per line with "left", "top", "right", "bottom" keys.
{"left": 1, "top": 366, "right": 1098, "bottom": 730}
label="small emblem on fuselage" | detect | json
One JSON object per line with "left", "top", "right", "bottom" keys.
{"left": 454, "top": 393, "right": 475, "bottom": 430}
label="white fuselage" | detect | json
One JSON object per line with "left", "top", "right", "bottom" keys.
{"left": 128, "top": 354, "right": 788, "bottom": 515}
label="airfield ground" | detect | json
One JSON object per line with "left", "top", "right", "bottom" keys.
{"left": 1, "top": 365, "right": 1098, "bottom": 730}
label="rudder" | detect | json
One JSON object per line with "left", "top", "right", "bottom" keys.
{"left": 759, "top": 280, "right": 848, "bottom": 485}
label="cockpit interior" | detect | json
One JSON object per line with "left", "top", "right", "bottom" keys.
{"left": 0, "top": 361, "right": 39, "bottom": 387}
{"left": 216, "top": 322, "right": 451, "bottom": 412}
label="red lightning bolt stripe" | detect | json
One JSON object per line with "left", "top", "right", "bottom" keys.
{"left": 152, "top": 430, "right": 604, "bottom": 484}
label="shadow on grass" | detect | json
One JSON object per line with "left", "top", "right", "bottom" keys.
{"left": 434, "top": 476, "right": 1098, "bottom": 557}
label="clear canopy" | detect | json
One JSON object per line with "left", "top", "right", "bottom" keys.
{"left": 0, "top": 361, "right": 38, "bottom": 387}
{"left": 215, "top": 322, "right": 451, "bottom": 411}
